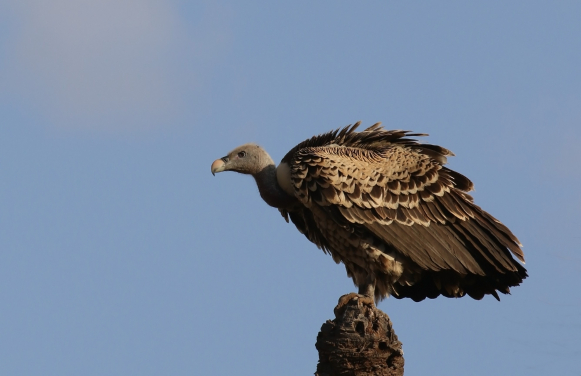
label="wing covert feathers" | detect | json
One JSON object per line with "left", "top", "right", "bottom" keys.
{"left": 283, "top": 122, "right": 527, "bottom": 301}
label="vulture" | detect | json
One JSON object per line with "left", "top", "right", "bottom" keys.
{"left": 211, "top": 122, "right": 527, "bottom": 302}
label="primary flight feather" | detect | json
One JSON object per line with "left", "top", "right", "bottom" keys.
{"left": 211, "top": 122, "right": 527, "bottom": 302}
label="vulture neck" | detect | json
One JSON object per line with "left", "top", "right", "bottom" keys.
{"left": 253, "top": 164, "right": 297, "bottom": 208}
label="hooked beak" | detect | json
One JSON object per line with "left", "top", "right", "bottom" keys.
{"left": 211, "top": 158, "right": 227, "bottom": 176}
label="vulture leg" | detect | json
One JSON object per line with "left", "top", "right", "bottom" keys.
{"left": 358, "top": 282, "right": 375, "bottom": 298}
{"left": 358, "top": 274, "right": 375, "bottom": 304}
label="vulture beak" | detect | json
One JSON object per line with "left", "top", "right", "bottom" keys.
{"left": 211, "top": 158, "right": 227, "bottom": 176}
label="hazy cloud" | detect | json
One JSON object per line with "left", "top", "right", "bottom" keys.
{"left": 2, "top": 0, "right": 232, "bottom": 132}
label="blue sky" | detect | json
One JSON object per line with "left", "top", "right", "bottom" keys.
{"left": 1, "top": 1, "right": 580, "bottom": 375}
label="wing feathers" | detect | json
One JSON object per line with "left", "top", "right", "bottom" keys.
{"left": 285, "top": 123, "right": 526, "bottom": 301}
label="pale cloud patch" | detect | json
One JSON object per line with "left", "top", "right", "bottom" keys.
{"left": 2, "top": 0, "right": 232, "bottom": 133}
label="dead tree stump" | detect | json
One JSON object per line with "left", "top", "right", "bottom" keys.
{"left": 315, "top": 294, "right": 404, "bottom": 376}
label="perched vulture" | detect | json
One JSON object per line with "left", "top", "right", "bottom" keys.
{"left": 211, "top": 122, "right": 527, "bottom": 302}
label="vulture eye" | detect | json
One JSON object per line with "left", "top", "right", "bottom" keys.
{"left": 238, "top": 151, "right": 246, "bottom": 158}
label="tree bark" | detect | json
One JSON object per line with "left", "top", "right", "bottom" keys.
{"left": 315, "top": 295, "right": 404, "bottom": 376}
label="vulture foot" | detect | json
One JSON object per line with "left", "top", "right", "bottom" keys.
{"left": 334, "top": 293, "right": 375, "bottom": 317}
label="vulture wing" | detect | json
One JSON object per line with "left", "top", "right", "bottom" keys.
{"left": 281, "top": 122, "right": 527, "bottom": 301}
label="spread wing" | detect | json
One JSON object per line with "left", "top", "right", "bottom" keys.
{"left": 283, "top": 122, "right": 527, "bottom": 300}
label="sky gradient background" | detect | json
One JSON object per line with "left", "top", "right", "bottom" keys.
{"left": 1, "top": 1, "right": 580, "bottom": 375}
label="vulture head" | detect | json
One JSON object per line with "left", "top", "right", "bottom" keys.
{"left": 210, "top": 143, "right": 272, "bottom": 176}
{"left": 211, "top": 143, "right": 297, "bottom": 208}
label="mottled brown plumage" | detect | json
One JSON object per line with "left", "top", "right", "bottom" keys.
{"left": 211, "top": 122, "right": 527, "bottom": 302}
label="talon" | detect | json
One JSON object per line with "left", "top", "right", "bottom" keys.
{"left": 334, "top": 292, "right": 375, "bottom": 317}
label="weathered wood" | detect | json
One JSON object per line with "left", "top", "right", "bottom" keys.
{"left": 315, "top": 295, "right": 404, "bottom": 376}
